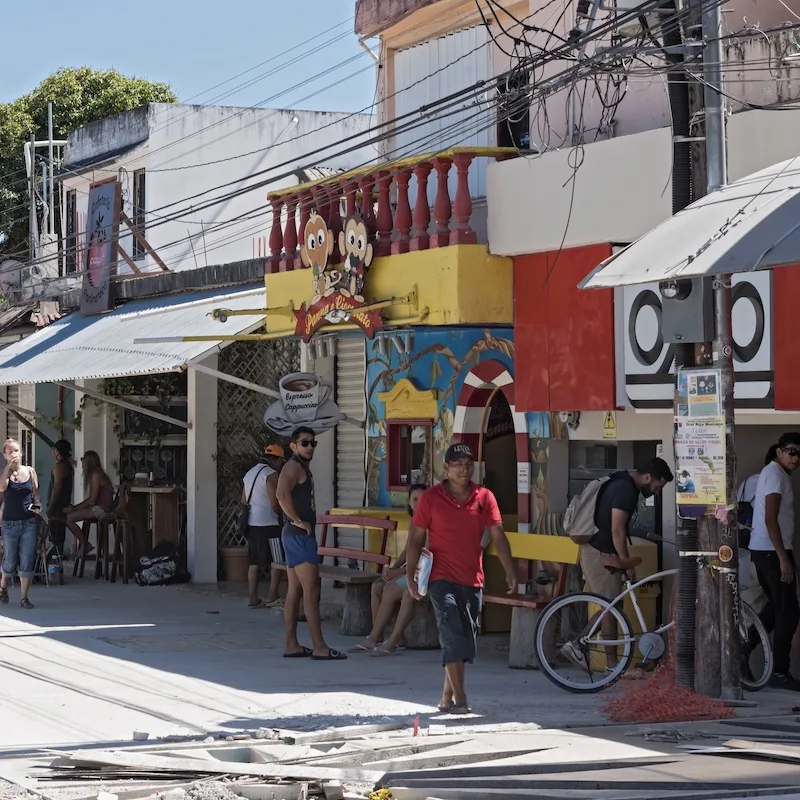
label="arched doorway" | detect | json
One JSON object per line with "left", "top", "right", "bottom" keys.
{"left": 452, "top": 359, "right": 530, "bottom": 531}
{"left": 481, "top": 391, "right": 518, "bottom": 516}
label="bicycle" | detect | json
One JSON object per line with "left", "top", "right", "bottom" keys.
{"left": 533, "top": 535, "right": 772, "bottom": 693}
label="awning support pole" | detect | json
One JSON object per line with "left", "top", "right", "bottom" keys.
{"left": 0, "top": 398, "right": 56, "bottom": 448}
{"left": 57, "top": 381, "right": 191, "bottom": 429}
{"left": 0, "top": 398, "right": 76, "bottom": 429}
{"left": 189, "top": 363, "right": 280, "bottom": 399}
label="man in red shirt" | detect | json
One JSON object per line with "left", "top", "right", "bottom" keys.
{"left": 406, "top": 442, "right": 515, "bottom": 713}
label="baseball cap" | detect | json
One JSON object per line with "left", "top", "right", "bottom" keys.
{"left": 445, "top": 442, "right": 474, "bottom": 462}
{"left": 265, "top": 444, "right": 285, "bottom": 458}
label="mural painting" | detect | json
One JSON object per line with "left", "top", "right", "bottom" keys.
{"left": 365, "top": 328, "right": 516, "bottom": 505}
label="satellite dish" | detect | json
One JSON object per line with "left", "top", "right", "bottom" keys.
{"left": 0, "top": 259, "right": 22, "bottom": 296}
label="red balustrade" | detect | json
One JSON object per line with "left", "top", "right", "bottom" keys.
{"left": 264, "top": 148, "right": 510, "bottom": 270}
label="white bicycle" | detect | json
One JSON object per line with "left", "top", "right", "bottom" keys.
{"left": 533, "top": 538, "right": 772, "bottom": 693}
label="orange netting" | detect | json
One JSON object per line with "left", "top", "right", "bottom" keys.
{"left": 602, "top": 604, "right": 735, "bottom": 724}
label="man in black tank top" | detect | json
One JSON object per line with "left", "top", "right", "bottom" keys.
{"left": 277, "top": 426, "right": 346, "bottom": 661}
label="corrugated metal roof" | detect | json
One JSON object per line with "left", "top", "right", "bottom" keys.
{"left": 581, "top": 156, "right": 800, "bottom": 289}
{"left": 0, "top": 285, "right": 266, "bottom": 386}
{"left": 0, "top": 303, "right": 36, "bottom": 335}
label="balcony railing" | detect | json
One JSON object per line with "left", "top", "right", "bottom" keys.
{"left": 264, "top": 146, "right": 517, "bottom": 273}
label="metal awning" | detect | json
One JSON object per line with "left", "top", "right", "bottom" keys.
{"left": 581, "top": 156, "right": 800, "bottom": 289}
{"left": 0, "top": 285, "right": 265, "bottom": 386}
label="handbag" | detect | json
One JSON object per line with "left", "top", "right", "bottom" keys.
{"left": 236, "top": 466, "right": 268, "bottom": 538}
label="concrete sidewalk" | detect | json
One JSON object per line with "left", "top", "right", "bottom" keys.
{"left": 0, "top": 577, "right": 795, "bottom": 754}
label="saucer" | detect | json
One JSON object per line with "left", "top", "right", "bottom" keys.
{"left": 264, "top": 397, "right": 346, "bottom": 435}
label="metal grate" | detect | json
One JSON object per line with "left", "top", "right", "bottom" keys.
{"left": 216, "top": 334, "right": 300, "bottom": 547}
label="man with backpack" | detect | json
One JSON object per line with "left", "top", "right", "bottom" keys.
{"left": 564, "top": 458, "right": 674, "bottom": 669}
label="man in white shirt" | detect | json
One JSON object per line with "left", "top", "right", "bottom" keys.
{"left": 242, "top": 444, "right": 285, "bottom": 608}
{"left": 749, "top": 433, "right": 800, "bottom": 690}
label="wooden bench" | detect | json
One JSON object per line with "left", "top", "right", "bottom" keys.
{"left": 274, "top": 513, "right": 398, "bottom": 636}
{"left": 484, "top": 532, "right": 580, "bottom": 670}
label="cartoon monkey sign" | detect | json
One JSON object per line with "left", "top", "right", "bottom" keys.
{"left": 299, "top": 212, "right": 340, "bottom": 304}
{"left": 338, "top": 215, "right": 373, "bottom": 302}
{"left": 293, "top": 211, "right": 382, "bottom": 342}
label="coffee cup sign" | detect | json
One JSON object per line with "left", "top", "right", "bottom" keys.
{"left": 279, "top": 372, "right": 332, "bottom": 422}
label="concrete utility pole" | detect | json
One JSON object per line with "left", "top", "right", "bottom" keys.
{"left": 28, "top": 132, "right": 37, "bottom": 262}
{"left": 701, "top": 0, "right": 742, "bottom": 702}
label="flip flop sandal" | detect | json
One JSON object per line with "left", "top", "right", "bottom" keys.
{"left": 312, "top": 649, "right": 347, "bottom": 661}
{"left": 348, "top": 643, "right": 377, "bottom": 653}
{"left": 248, "top": 600, "right": 267, "bottom": 609}
{"left": 283, "top": 647, "right": 313, "bottom": 658}
{"left": 370, "top": 647, "right": 399, "bottom": 657}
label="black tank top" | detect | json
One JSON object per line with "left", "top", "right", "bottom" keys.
{"left": 3, "top": 473, "right": 34, "bottom": 521}
{"left": 290, "top": 456, "right": 315, "bottom": 528}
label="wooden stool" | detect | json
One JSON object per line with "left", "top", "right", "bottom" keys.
{"left": 72, "top": 518, "right": 106, "bottom": 578}
{"left": 109, "top": 514, "right": 132, "bottom": 584}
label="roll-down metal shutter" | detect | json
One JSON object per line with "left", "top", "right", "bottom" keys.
{"left": 6, "top": 385, "right": 19, "bottom": 440}
{"left": 335, "top": 336, "right": 367, "bottom": 553}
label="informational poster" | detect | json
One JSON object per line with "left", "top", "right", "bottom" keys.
{"left": 674, "top": 415, "right": 726, "bottom": 506}
{"left": 677, "top": 368, "right": 721, "bottom": 418}
{"left": 517, "top": 462, "right": 530, "bottom": 494}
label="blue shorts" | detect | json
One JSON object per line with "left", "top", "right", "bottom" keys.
{"left": 429, "top": 579, "right": 482, "bottom": 666}
{"left": 396, "top": 576, "right": 408, "bottom": 590}
{"left": 281, "top": 523, "right": 319, "bottom": 568}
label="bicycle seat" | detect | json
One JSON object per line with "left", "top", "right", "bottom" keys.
{"left": 603, "top": 555, "right": 642, "bottom": 574}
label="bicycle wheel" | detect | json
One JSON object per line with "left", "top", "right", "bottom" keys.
{"left": 534, "top": 591, "right": 635, "bottom": 693}
{"left": 740, "top": 600, "right": 773, "bottom": 691}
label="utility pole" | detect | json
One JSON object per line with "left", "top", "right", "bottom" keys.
{"left": 28, "top": 132, "right": 37, "bottom": 262}
{"left": 48, "top": 103, "right": 55, "bottom": 238}
{"left": 701, "top": 0, "right": 742, "bottom": 702}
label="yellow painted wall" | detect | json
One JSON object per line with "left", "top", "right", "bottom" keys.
{"left": 264, "top": 245, "right": 513, "bottom": 335}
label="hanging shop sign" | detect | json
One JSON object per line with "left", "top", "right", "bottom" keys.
{"left": 293, "top": 213, "right": 383, "bottom": 342}
{"left": 81, "top": 178, "right": 121, "bottom": 316}
{"left": 674, "top": 415, "right": 726, "bottom": 508}
{"left": 263, "top": 371, "right": 345, "bottom": 436}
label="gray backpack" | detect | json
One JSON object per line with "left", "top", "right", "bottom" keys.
{"left": 563, "top": 477, "right": 611, "bottom": 544}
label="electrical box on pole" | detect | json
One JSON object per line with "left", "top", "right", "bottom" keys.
{"left": 659, "top": 278, "right": 714, "bottom": 343}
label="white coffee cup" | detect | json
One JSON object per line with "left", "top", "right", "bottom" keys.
{"left": 279, "top": 372, "right": 332, "bottom": 422}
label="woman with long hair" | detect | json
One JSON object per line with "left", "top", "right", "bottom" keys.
{"left": 47, "top": 440, "right": 74, "bottom": 557}
{"left": 64, "top": 451, "right": 114, "bottom": 556}
{"left": 0, "top": 438, "right": 42, "bottom": 608}
{"left": 749, "top": 431, "right": 800, "bottom": 690}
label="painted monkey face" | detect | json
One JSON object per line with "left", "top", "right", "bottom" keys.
{"left": 300, "top": 212, "right": 334, "bottom": 274}
{"left": 338, "top": 217, "right": 373, "bottom": 271}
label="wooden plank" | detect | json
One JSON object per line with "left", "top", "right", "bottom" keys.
{"left": 487, "top": 532, "right": 580, "bottom": 565}
{"left": 318, "top": 565, "right": 376, "bottom": 584}
{"left": 64, "top": 749, "right": 385, "bottom": 785}
{"left": 116, "top": 243, "right": 142, "bottom": 275}
{"left": 120, "top": 211, "right": 169, "bottom": 272}
{"left": 319, "top": 514, "right": 397, "bottom": 532}
{"left": 483, "top": 593, "right": 547, "bottom": 609}
{"left": 318, "top": 547, "right": 389, "bottom": 566}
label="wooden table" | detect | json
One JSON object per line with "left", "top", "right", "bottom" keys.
{"left": 127, "top": 485, "right": 180, "bottom": 552}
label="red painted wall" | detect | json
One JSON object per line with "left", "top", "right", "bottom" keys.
{"left": 774, "top": 265, "right": 800, "bottom": 410}
{"left": 514, "top": 244, "right": 615, "bottom": 412}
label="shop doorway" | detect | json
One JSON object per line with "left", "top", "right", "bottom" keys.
{"left": 480, "top": 390, "right": 518, "bottom": 516}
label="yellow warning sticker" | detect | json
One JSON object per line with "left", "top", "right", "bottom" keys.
{"left": 603, "top": 410, "right": 617, "bottom": 439}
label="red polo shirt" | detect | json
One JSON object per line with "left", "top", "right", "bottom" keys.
{"left": 411, "top": 481, "right": 502, "bottom": 588}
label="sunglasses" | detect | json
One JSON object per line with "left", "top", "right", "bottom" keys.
{"left": 298, "top": 439, "right": 318, "bottom": 448}
{"left": 783, "top": 447, "right": 800, "bottom": 458}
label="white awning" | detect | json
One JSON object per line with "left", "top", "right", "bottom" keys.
{"left": 0, "top": 285, "right": 265, "bottom": 386}
{"left": 581, "top": 156, "right": 800, "bottom": 289}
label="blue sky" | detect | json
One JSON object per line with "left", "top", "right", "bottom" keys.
{"left": 0, "top": 0, "right": 377, "bottom": 113}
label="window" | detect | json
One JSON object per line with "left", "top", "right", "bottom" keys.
{"left": 132, "top": 169, "right": 146, "bottom": 260}
{"left": 386, "top": 419, "right": 432, "bottom": 491}
{"left": 64, "top": 189, "right": 77, "bottom": 275}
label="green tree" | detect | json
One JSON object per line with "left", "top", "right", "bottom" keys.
{"left": 0, "top": 67, "right": 176, "bottom": 260}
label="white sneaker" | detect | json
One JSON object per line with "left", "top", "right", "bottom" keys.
{"left": 559, "top": 641, "right": 589, "bottom": 669}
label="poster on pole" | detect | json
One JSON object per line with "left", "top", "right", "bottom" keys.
{"left": 677, "top": 367, "right": 721, "bottom": 418}
{"left": 674, "top": 415, "right": 726, "bottom": 506}
{"left": 81, "top": 178, "right": 121, "bottom": 316}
